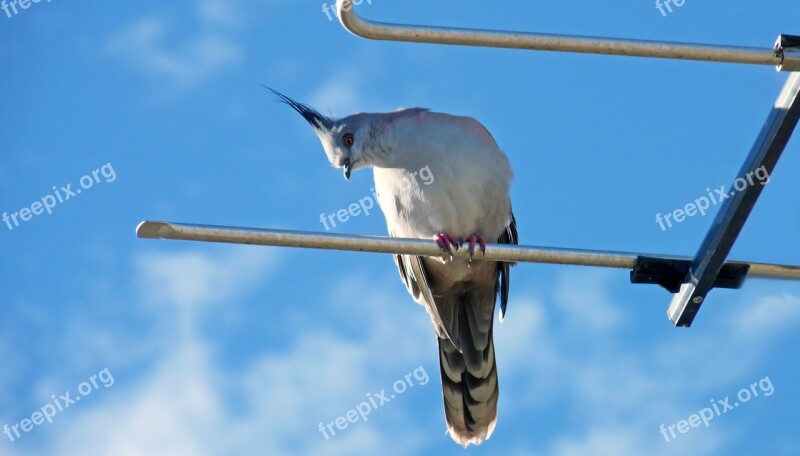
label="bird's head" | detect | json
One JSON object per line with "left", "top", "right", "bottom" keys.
{"left": 266, "top": 87, "right": 375, "bottom": 180}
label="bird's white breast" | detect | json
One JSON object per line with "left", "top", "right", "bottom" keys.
{"left": 373, "top": 112, "right": 512, "bottom": 243}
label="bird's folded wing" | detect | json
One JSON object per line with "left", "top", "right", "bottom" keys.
{"left": 393, "top": 252, "right": 462, "bottom": 352}
{"left": 497, "top": 211, "right": 518, "bottom": 321}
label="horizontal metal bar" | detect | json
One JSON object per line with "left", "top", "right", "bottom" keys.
{"left": 136, "top": 221, "right": 800, "bottom": 281}
{"left": 335, "top": 0, "right": 798, "bottom": 69}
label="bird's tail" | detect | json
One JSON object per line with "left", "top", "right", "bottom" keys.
{"left": 437, "top": 304, "right": 498, "bottom": 447}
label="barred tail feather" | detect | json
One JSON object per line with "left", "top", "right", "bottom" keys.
{"left": 438, "top": 325, "right": 498, "bottom": 447}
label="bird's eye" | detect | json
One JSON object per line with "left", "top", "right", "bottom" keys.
{"left": 342, "top": 133, "right": 354, "bottom": 148}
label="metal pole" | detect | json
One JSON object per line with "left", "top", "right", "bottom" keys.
{"left": 667, "top": 72, "right": 800, "bottom": 326}
{"left": 136, "top": 221, "right": 800, "bottom": 281}
{"left": 335, "top": 0, "right": 800, "bottom": 70}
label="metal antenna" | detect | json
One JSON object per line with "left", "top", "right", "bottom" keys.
{"left": 137, "top": 3, "right": 800, "bottom": 327}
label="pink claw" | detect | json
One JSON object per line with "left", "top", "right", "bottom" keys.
{"left": 462, "top": 235, "right": 486, "bottom": 261}
{"left": 434, "top": 233, "right": 459, "bottom": 262}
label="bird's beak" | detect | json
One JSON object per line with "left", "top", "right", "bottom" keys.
{"left": 343, "top": 158, "right": 352, "bottom": 180}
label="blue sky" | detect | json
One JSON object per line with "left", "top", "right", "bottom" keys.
{"left": 2, "top": 1, "right": 800, "bottom": 455}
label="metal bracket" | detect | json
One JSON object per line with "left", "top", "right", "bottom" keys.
{"left": 631, "top": 256, "right": 749, "bottom": 293}
{"left": 776, "top": 34, "right": 800, "bottom": 72}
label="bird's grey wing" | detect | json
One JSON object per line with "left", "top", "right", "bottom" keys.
{"left": 392, "top": 252, "right": 420, "bottom": 299}
{"left": 497, "top": 210, "right": 518, "bottom": 321}
{"left": 392, "top": 251, "right": 461, "bottom": 351}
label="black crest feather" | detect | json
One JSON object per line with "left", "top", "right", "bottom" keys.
{"left": 263, "top": 86, "right": 332, "bottom": 131}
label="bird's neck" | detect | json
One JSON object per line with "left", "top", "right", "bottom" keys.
{"left": 361, "top": 111, "right": 436, "bottom": 171}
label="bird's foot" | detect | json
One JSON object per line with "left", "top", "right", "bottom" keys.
{"left": 433, "top": 233, "right": 459, "bottom": 262}
{"left": 460, "top": 235, "right": 486, "bottom": 263}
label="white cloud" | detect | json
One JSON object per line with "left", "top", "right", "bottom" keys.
{"left": 494, "top": 296, "right": 567, "bottom": 409}
{"left": 105, "top": 1, "right": 245, "bottom": 89}
{"left": 52, "top": 342, "right": 225, "bottom": 456}
{"left": 196, "top": 0, "right": 243, "bottom": 29}
{"left": 554, "top": 269, "right": 626, "bottom": 332}
{"left": 550, "top": 427, "right": 650, "bottom": 456}
{"left": 732, "top": 293, "right": 800, "bottom": 335}
{"left": 17, "top": 258, "right": 800, "bottom": 455}
{"left": 33, "top": 259, "right": 433, "bottom": 456}
{"left": 548, "top": 425, "right": 724, "bottom": 456}
{"left": 228, "top": 331, "right": 421, "bottom": 456}
{"left": 0, "top": 335, "right": 19, "bottom": 407}
{"left": 135, "top": 246, "right": 278, "bottom": 311}
{"left": 309, "top": 70, "right": 369, "bottom": 117}
{"left": 496, "top": 271, "right": 798, "bottom": 456}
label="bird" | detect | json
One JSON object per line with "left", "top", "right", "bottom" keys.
{"left": 267, "top": 87, "right": 517, "bottom": 447}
